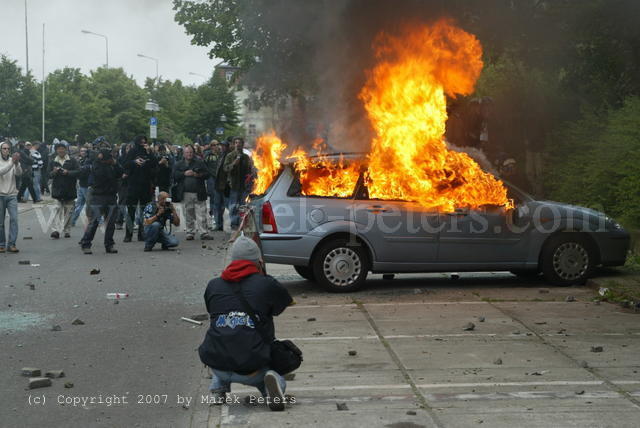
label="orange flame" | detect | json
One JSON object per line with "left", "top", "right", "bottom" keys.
{"left": 252, "top": 131, "right": 287, "bottom": 195}
{"left": 360, "top": 19, "right": 509, "bottom": 211}
{"left": 252, "top": 19, "right": 511, "bottom": 211}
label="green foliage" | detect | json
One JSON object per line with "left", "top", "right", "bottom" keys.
{"left": 545, "top": 97, "right": 640, "bottom": 227}
{"left": 0, "top": 55, "right": 40, "bottom": 139}
{"left": 185, "top": 74, "right": 238, "bottom": 139}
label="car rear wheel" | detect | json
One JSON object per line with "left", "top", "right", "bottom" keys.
{"left": 294, "top": 265, "right": 316, "bottom": 282}
{"left": 541, "top": 234, "right": 595, "bottom": 286}
{"left": 312, "top": 239, "right": 368, "bottom": 292}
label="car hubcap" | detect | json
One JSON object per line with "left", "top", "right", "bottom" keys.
{"left": 323, "top": 247, "right": 361, "bottom": 287}
{"left": 553, "top": 242, "right": 589, "bottom": 280}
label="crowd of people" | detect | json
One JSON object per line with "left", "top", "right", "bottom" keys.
{"left": 0, "top": 134, "right": 256, "bottom": 254}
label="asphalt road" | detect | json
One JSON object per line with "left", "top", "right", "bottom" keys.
{"left": 2, "top": 202, "right": 639, "bottom": 428}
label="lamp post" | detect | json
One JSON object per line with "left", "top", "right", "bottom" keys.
{"left": 81, "top": 29, "right": 108, "bottom": 68}
{"left": 137, "top": 53, "right": 159, "bottom": 87}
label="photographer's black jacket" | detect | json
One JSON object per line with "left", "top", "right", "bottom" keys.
{"left": 91, "top": 159, "right": 123, "bottom": 197}
{"left": 198, "top": 272, "right": 292, "bottom": 374}
{"left": 48, "top": 156, "right": 80, "bottom": 201}
{"left": 173, "top": 158, "right": 209, "bottom": 201}
{"left": 123, "top": 144, "right": 157, "bottom": 192}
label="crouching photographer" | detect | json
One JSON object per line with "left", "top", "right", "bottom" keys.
{"left": 198, "top": 236, "right": 301, "bottom": 411}
{"left": 142, "top": 191, "right": 180, "bottom": 252}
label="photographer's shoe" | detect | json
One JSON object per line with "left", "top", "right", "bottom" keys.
{"left": 186, "top": 235, "right": 194, "bottom": 241}
{"left": 51, "top": 231, "right": 60, "bottom": 239}
{"left": 64, "top": 232, "right": 71, "bottom": 238}
{"left": 7, "top": 246, "right": 19, "bottom": 253}
{"left": 81, "top": 247, "right": 92, "bottom": 255}
{"left": 264, "top": 371, "right": 285, "bottom": 411}
{"left": 143, "top": 246, "right": 152, "bottom": 252}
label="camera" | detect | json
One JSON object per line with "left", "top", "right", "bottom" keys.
{"left": 164, "top": 197, "right": 173, "bottom": 209}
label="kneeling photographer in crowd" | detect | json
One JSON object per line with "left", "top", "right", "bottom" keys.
{"left": 198, "top": 236, "right": 297, "bottom": 411}
{"left": 79, "top": 143, "right": 122, "bottom": 254}
{"left": 142, "top": 191, "right": 180, "bottom": 252}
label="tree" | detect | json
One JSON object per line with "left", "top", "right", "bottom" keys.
{"left": 185, "top": 74, "right": 238, "bottom": 140}
{"left": 0, "top": 55, "right": 40, "bottom": 140}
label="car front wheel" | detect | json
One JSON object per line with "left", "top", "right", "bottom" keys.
{"left": 312, "top": 239, "right": 368, "bottom": 292}
{"left": 541, "top": 234, "right": 595, "bottom": 286}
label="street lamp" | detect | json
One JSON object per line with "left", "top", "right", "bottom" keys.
{"left": 137, "top": 53, "right": 159, "bottom": 86}
{"left": 81, "top": 29, "right": 108, "bottom": 68}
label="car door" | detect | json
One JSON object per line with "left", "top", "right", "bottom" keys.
{"left": 437, "top": 206, "right": 527, "bottom": 264}
{"left": 352, "top": 199, "right": 440, "bottom": 264}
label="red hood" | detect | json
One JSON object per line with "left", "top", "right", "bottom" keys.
{"left": 221, "top": 260, "right": 260, "bottom": 282}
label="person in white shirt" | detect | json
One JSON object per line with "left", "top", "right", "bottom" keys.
{"left": 0, "top": 141, "right": 22, "bottom": 253}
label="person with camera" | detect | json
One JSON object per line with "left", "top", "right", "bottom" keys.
{"left": 173, "top": 144, "right": 213, "bottom": 241}
{"left": 198, "top": 235, "right": 294, "bottom": 411}
{"left": 223, "top": 137, "right": 254, "bottom": 230}
{"left": 155, "top": 143, "right": 174, "bottom": 194}
{"left": 48, "top": 142, "right": 80, "bottom": 239}
{"left": 79, "top": 144, "right": 122, "bottom": 254}
{"left": 123, "top": 135, "right": 157, "bottom": 242}
{"left": 142, "top": 191, "right": 180, "bottom": 252}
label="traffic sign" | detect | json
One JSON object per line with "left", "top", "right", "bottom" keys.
{"left": 215, "top": 127, "right": 225, "bottom": 135}
{"left": 150, "top": 117, "right": 158, "bottom": 126}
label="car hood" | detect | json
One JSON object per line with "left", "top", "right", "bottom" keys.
{"left": 532, "top": 200, "right": 607, "bottom": 219}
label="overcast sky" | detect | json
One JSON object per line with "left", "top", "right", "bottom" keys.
{"left": 0, "top": 0, "right": 219, "bottom": 86}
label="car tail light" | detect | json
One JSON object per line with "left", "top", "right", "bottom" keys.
{"left": 262, "top": 202, "right": 278, "bottom": 233}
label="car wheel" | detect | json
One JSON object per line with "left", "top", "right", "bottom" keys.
{"left": 541, "top": 234, "right": 595, "bottom": 286}
{"left": 294, "top": 265, "right": 316, "bottom": 282}
{"left": 312, "top": 238, "right": 368, "bottom": 292}
{"left": 510, "top": 269, "right": 540, "bottom": 278}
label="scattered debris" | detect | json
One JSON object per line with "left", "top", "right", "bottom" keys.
{"left": 180, "top": 317, "right": 203, "bottom": 326}
{"left": 45, "top": 370, "right": 65, "bottom": 379}
{"left": 64, "top": 382, "right": 74, "bottom": 388}
{"left": 590, "top": 346, "right": 604, "bottom": 353}
{"left": 29, "top": 377, "right": 52, "bottom": 389}
{"left": 23, "top": 236, "right": 32, "bottom": 240}
{"left": 557, "top": 329, "right": 566, "bottom": 334}
{"left": 478, "top": 316, "right": 485, "bottom": 322}
{"left": 25, "top": 283, "right": 35, "bottom": 290}
{"left": 534, "top": 321, "right": 547, "bottom": 325}
{"left": 71, "top": 318, "right": 85, "bottom": 326}
{"left": 565, "top": 296, "right": 576, "bottom": 302}
{"left": 348, "top": 350, "right": 357, "bottom": 356}
{"left": 526, "top": 370, "right": 548, "bottom": 376}
{"left": 202, "top": 244, "right": 207, "bottom": 249}
{"left": 312, "top": 331, "right": 323, "bottom": 336}
{"left": 598, "top": 287, "right": 609, "bottom": 297}
{"left": 539, "top": 288, "right": 550, "bottom": 294}
{"left": 90, "top": 268, "right": 100, "bottom": 275}
{"left": 493, "top": 358, "right": 503, "bottom": 365}
{"left": 22, "top": 368, "right": 41, "bottom": 377}
{"left": 191, "top": 314, "right": 209, "bottom": 322}
{"left": 106, "top": 293, "right": 129, "bottom": 299}
{"left": 575, "top": 390, "right": 585, "bottom": 395}
{"left": 463, "top": 322, "right": 475, "bottom": 331}
{"left": 18, "top": 260, "right": 30, "bottom": 265}
{"left": 51, "top": 325, "right": 62, "bottom": 332}
{"left": 31, "top": 264, "right": 40, "bottom": 267}
{"left": 336, "top": 402, "right": 349, "bottom": 411}
{"left": 182, "top": 404, "right": 189, "bottom": 410}
{"left": 307, "top": 317, "right": 316, "bottom": 322}
{"left": 406, "top": 410, "right": 417, "bottom": 415}
{"left": 579, "top": 360, "right": 589, "bottom": 368}
{"left": 284, "top": 373, "right": 296, "bottom": 381}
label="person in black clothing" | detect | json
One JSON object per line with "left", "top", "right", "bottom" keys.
{"left": 48, "top": 143, "right": 80, "bottom": 239}
{"left": 115, "top": 143, "right": 131, "bottom": 230}
{"left": 123, "top": 135, "right": 157, "bottom": 242}
{"left": 173, "top": 144, "right": 212, "bottom": 240}
{"left": 155, "top": 143, "right": 173, "bottom": 193}
{"left": 198, "top": 236, "right": 293, "bottom": 411}
{"left": 16, "top": 141, "right": 37, "bottom": 203}
{"left": 79, "top": 145, "right": 122, "bottom": 254}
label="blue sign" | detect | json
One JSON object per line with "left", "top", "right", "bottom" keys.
{"left": 215, "top": 127, "right": 225, "bottom": 135}
{"left": 150, "top": 117, "right": 158, "bottom": 126}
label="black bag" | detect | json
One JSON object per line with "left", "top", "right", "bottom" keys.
{"left": 229, "top": 284, "right": 303, "bottom": 375}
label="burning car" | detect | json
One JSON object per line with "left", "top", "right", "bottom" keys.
{"left": 249, "top": 154, "right": 629, "bottom": 292}
{"left": 246, "top": 19, "right": 629, "bottom": 291}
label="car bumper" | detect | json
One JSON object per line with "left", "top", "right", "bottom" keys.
{"left": 260, "top": 233, "right": 320, "bottom": 265}
{"left": 593, "top": 230, "right": 630, "bottom": 266}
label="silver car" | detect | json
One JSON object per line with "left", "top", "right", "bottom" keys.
{"left": 250, "top": 155, "right": 630, "bottom": 292}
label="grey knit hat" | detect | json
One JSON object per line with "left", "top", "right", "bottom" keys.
{"left": 230, "top": 235, "right": 261, "bottom": 262}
